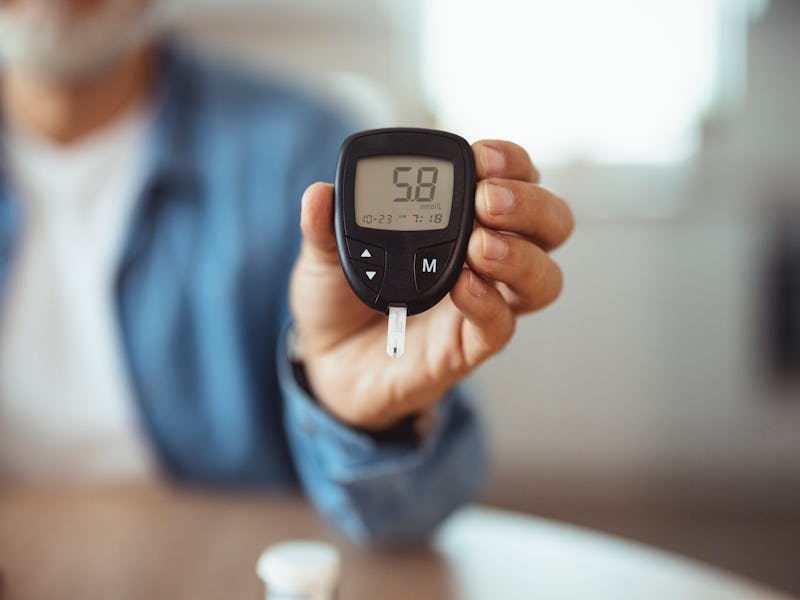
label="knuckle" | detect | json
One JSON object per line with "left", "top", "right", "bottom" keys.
{"left": 498, "top": 311, "right": 516, "bottom": 347}
{"left": 561, "top": 204, "right": 576, "bottom": 240}
{"left": 547, "top": 262, "right": 565, "bottom": 303}
{"left": 478, "top": 306, "right": 515, "bottom": 356}
{"left": 516, "top": 250, "right": 552, "bottom": 309}
{"left": 550, "top": 199, "right": 575, "bottom": 248}
{"left": 529, "top": 261, "right": 563, "bottom": 311}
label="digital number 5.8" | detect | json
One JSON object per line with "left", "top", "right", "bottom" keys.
{"left": 393, "top": 167, "right": 439, "bottom": 202}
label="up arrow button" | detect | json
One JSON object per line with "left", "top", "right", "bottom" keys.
{"left": 346, "top": 238, "right": 383, "bottom": 266}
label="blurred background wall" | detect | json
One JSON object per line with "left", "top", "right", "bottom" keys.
{"left": 176, "top": 0, "right": 800, "bottom": 593}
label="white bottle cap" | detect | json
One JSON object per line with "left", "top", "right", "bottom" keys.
{"left": 256, "top": 540, "right": 341, "bottom": 597}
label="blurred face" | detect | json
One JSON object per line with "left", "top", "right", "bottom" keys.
{"left": 0, "top": 0, "right": 175, "bottom": 80}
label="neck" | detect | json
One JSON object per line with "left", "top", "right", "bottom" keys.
{"left": 1, "top": 44, "right": 157, "bottom": 145}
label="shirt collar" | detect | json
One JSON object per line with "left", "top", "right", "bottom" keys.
{"left": 0, "top": 100, "right": 19, "bottom": 256}
{"left": 140, "top": 39, "right": 203, "bottom": 204}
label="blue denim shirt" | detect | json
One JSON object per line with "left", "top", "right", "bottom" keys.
{"left": 0, "top": 45, "right": 484, "bottom": 542}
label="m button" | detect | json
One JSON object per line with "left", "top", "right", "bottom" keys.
{"left": 414, "top": 242, "right": 454, "bottom": 294}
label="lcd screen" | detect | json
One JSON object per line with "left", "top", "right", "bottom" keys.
{"left": 354, "top": 156, "right": 454, "bottom": 231}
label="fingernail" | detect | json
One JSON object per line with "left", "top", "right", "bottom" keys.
{"left": 481, "top": 146, "right": 505, "bottom": 175}
{"left": 486, "top": 184, "right": 514, "bottom": 216}
{"left": 482, "top": 230, "right": 508, "bottom": 261}
{"left": 468, "top": 271, "right": 487, "bottom": 297}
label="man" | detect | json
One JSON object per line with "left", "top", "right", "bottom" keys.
{"left": 0, "top": 0, "right": 573, "bottom": 542}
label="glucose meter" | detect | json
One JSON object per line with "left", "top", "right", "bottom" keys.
{"left": 334, "top": 128, "right": 476, "bottom": 357}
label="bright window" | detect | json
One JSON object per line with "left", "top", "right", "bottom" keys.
{"left": 422, "top": 0, "right": 757, "bottom": 166}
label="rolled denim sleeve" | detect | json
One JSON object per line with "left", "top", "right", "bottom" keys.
{"left": 277, "top": 325, "right": 486, "bottom": 543}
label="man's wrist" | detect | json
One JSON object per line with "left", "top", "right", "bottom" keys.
{"left": 287, "top": 324, "right": 436, "bottom": 444}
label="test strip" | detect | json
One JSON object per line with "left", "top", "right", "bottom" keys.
{"left": 387, "top": 306, "right": 407, "bottom": 358}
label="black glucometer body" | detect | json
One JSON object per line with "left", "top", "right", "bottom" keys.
{"left": 334, "top": 128, "right": 476, "bottom": 316}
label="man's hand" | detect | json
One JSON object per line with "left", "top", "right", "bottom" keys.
{"left": 289, "top": 140, "right": 573, "bottom": 431}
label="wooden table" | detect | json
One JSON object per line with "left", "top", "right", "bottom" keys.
{"left": 0, "top": 485, "right": 794, "bottom": 600}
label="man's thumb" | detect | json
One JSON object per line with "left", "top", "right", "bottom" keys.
{"left": 299, "top": 182, "right": 339, "bottom": 261}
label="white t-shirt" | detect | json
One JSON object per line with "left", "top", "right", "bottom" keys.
{"left": 0, "top": 107, "right": 159, "bottom": 483}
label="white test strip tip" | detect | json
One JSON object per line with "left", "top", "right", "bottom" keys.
{"left": 387, "top": 306, "right": 407, "bottom": 358}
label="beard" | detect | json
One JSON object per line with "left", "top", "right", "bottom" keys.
{"left": 0, "top": 0, "right": 179, "bottom": 81}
